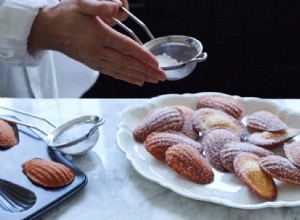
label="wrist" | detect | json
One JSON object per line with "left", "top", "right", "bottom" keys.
{"left": 27, "top": 6, "right": 53, "bottom": 55}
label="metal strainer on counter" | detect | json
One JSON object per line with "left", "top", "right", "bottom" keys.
{"left": 0, "top": 106, "right": 104, "bottom": 156}
{"left": 114, "top": 7, "right": 207, "bottom": 80}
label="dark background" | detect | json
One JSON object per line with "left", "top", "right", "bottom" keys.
{"left": 83, "top": 0, "right": 300, "bottom": 98}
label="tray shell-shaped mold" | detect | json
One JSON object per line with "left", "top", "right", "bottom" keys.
{"left": 0, "top": 179, "right": 36, "bottom": 213}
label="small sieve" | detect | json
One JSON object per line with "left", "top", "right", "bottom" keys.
{"left": 114, "top": 7, "right": 207, "bottom": 80}
{"left": 143, "top": 35, "right": 207, "bottom": 80}
{"left": 0, "top": 106, "right": 104, "bottom": 156}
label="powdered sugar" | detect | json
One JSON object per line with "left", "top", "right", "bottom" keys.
{"left": 155, "top": 53, "right": 182, "bottom": 68}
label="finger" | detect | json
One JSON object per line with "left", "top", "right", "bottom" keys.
{"left": 101, "top": 47, "right": 165, "bottom": 81}
{"left": 100, "top": 22, "right": 166, "bottom": 80}
{"left": 114, "top": 0, "right": 128, "bottom": 21}
{"left": 97, "top": 60, "right": 160, "bottom": 83}
{"left": 115, "top": 10, "right": 127, "bottom": 22}
{"left": 104, "top": 0, "right": 128, "bottom": 11}
{"left": 79, "top": 0, "right": 120, "bottom": 17}
{"left": 99, "top": 66, "right": 145, "bottom": 86}
{"left": 101, "top": 17, "right": 115, "bottom": 26}
{"left": 119, "top": 0, "right": 129, "bottom": 9}
{"left": 102, "top": 0, "right": 128, "bottom": 22}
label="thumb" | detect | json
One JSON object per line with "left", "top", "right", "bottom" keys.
{"left": 79, "top": 0, "right": 121, "bottom": 18}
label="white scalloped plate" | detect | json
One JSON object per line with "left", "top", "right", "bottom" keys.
{"left": 116, "top": 92, "right": 300, "bottom": 209}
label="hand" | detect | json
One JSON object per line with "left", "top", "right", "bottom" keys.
{"left": 28, "top": 0, "right": 166, "bottom": 86}
{"left": 79, "top": 0, "right": 129, "bottom": 26}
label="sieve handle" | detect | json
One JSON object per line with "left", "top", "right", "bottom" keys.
{"left": 88, "top": 118, "right": 105, "bottom": 137}
{"left": 186, "top": 52, "right": 208, "bottom": 65}
{"left": 0, "top": 116, "right": 48, "bottom": 136}
{"left": 120, "top": 7, "right": 155, "bottom": 40}
{"left": 113, "top": 18, "right": 143, "bottom": 45}
{"left": 0, "top": 105, "right": 56, "bottom": 128}
{"left": 113, "top": 7, "right": 155, "bottom": 45}
{"left": 51, "top": 116, "right": 105, "bottom": 149}
{"left": 161, "top": 52, "right": 208, "bottom": 71}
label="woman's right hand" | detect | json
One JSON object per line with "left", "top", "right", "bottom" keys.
{"left": 28, "top": 0, "right": 166, "bottom": 86}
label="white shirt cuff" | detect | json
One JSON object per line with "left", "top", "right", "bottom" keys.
{"left": 0, "top": 0, "right": 48, "bottom": 66}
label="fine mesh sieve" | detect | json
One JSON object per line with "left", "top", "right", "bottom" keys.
{"left": 114, "top": 7, "right": 207, "bottom": 80}
{"left": 0, "top": 106, "right": 104, "bottom": 156}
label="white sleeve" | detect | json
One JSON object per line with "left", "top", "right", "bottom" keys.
{"left": 0, "top": 0, "right": 49, "bottom": 66}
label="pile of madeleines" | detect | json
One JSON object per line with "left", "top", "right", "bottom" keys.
{"left": 133, "top": 95, "right": 300, "bottom": 201}
{"left": 0, "top": 119, "right": 74, "bottom": 188}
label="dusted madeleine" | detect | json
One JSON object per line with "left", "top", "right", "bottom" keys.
{"left": 284, "top": 141, "right": 300, "bottom": 167}
{"left": 196, "top": 95, "right": 245, "bottom": 120}
{"left": 201, "top": 127, "right": 240, "bottom": 172}
{"left": 0, "top": 119, "right": 18, "bottom": 148}
{"left": 165, "top": 144, "right": 214, "bottom": 184}
{"left": 173, "top": 105, "right": 194, "bottom": 116}
{"left": 179, "top": 115, "right": 199, "bottom": 141}
{"left": 22, "top": 158, "right": 75, "bottom": 188}
{"left": 220, "top": 142, "right": 274, "bottom": 173}
{"left": 144, "top": 132, "right": 203, "bottom": 161}
{"left": 248, "top": 128, "right": 300, "bottom": 149}
{"left": 174, "top": 105, "right": 199, "bottom": 140}
{"left": 192, "top": 108, "right": 246, "bottom": 137}
{"left": 234, "top": 153, "right": 277, "bottom": 201}
{"left": 133, "top": 106, "right": 184, "bottom": 142}
{"left": 259, "top": 155, "right": 300, "bottom": 185}
{"left": 246, "top": 111, "right": 288, "bottom": 132}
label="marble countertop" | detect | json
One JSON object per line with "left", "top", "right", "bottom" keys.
{"left": 1, "top": 98, "right": 300, "bottom": 220}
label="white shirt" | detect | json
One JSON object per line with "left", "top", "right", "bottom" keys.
{"left": 0, "top": 0, "right": 99, "bottom": 98}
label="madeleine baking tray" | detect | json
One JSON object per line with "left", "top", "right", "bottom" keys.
{"left": 0, "top": 116, "right": 87, "bottom": 220}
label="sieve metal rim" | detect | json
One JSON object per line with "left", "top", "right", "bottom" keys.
{"left": 46, "top": 115, "right": 104, "bottom": 149}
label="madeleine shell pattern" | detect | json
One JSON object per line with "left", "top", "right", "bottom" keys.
{"left": 22, "top": 158, "right": 75, "bottom": 188}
